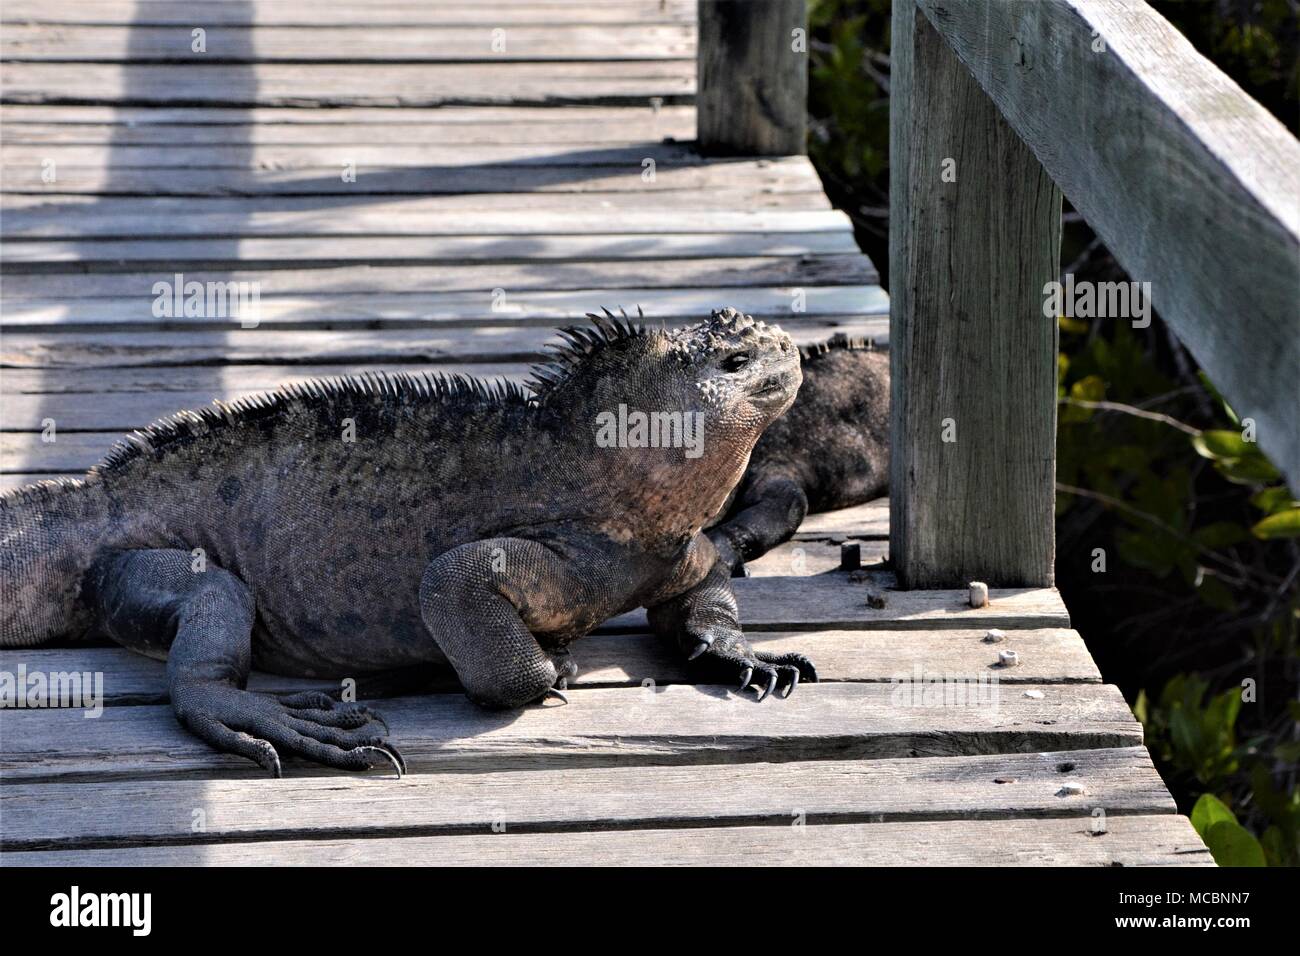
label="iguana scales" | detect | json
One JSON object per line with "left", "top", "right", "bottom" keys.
{"left": 0, "top": 308, "right": 816, "bottom": 775}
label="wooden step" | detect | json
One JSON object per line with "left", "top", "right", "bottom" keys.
{"left": 0, "top": 748, "right": 1173, "bottom": 851}
{"left": 0, "top": 624, "right": 1098, "bottom": 708}
{"left": 0, "top": 681, "right": 1140, "bottom": 783}
{"left": 0, "top": 815, "right": 1212, "bottom": 866}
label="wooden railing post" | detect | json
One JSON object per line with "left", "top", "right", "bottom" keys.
{"left": 889, "top": 1, "right": 1063, "bottom": 588}
{"left": 696, "top": 0, "right": 807, "bottom": 155}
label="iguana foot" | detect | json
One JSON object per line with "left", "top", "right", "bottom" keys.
{"left": 172, "top": 683, "right": 405, "bottom": 777}
{"left": 691, "top": 644, "right": 818, "bottom": 701}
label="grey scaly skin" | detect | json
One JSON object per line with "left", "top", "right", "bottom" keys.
{"left": 707, "top": 337, "right": 890, "bottom": 576}
{"left": 0, "top": 308, "right": 816, "bottom": 776}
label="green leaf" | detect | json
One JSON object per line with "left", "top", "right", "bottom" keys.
{"left": 1192, "top": 429, "right": 1250, "bottom": 459}
{"left": 1251, "top": 508, "right": 1300, "bottom": 540}
{"left": 1058, "top": 316, "right": 1089, "bottom": 335}
{"left": 1204, "top": 820, "right": 1267, "bottom": 867}
{"left": 1070, "top": 374, "right": 1106, "bottom": 403}
{"left": 1215, "top": 454, "right": 1282, "bottom": 484}
{"left": 1250, "top": 485, "right": 1297, "bottom": 514}
{"left": 1133, "top": 689, "right": 1149, "bottom": 726}
{"left": 1260, "top": 826, "right": 1288, "bottom": 868}
{"left": 1191, "top": 793, "right": 1237, "bottom": 836}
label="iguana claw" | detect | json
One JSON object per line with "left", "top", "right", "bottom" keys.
{"left": 354, "top": 744, "right": 405, "bottom": 778}
{"left": 688, "top": 645, "right": 817, "bottom": 701}
{"left": 541, "top": 687, "right": 569, "bottom": 705}
{"left": 687, "top": 640, "right": 710, "bottom": 660}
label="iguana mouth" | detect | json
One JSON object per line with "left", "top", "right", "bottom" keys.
{"left": 751, "top": 374, "right": 793, "bottom": 400}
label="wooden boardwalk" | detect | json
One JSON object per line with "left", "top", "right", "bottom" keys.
{"left": 0, "top": 1, "right": 1209, "bottom": 865}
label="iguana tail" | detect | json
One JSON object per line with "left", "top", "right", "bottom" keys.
{"left": 0, "top": 478, "right": 113, "bottom": 646}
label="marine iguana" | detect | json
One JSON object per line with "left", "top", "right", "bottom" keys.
{"left": 707, "top": 336, "right": 889, "bottom": 575}
{"left": 0, "top": 308, "right": 816, "bottom": 776}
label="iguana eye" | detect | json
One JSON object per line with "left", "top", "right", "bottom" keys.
{"left": 721, "top": 353, "right": 750, "bottom": 372}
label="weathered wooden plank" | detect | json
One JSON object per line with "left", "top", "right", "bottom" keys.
{"left": 1, "top": 25, "right": 696, "bottom": 62}
{"left": 0, "top": 120, "right": 696, "bottom": 147}
{"left": 0, "top": 233, "right": 861, "bottom": 269}
{"left": 697, "top": 0, "right": 806, "bottom": 155}
{"left": 0, "top": 748, "right": 1172, "bottom": 851}
{"left": 1, "top": 186, "right": 832, "bottom": 214}
{"left": 889, "top": 3, "right": 1060, "bottom": 588}
{"left": 0, "top": 257, "right": 873, "bottom": 299}
{"left": 0, "top": 379, "right": 541, "bottom": 431}
{"left": 794, "top": 498, "right": 889, "bottom": 540}
{"left": 651, "top": 573, "right": 1070, "bottom": 631}
{"left": 0, "top": 363, "right": 532, "bottom": 395}
{"left": 0, "top": 104, "right": 697, "bottom": 127}
{"left": 0, "top": 812, "right": 1209, "bottom": 866}
{"left": 0, "top": 287, "right": 885, "bottom": 331}
{"left": 0, "top": 62, "right": 694, "bottom": 108}
{"left": 0, "top": 1, "right": 697, "bottom": 27}
{"left": 0, "top": 815, "right": 1212, "bottom": 866}
{"left": 0, "top": 158, "right": 819, "bottom": 197}
{"left": 0, "top": 318, "right": 890, "bottom": 370}
{"left": 918, "top": 0, "right": 1300, "bottom": 488}
{"left": 0, "top": 205, "right": 852, "bottom": 239}
{"left": 0, "top": 626, "right": 1097, "bottom": 711}
{"left": 0, "top": 206, "right": 852, "bottom": 239}
{"left": 0, "top": 681, "right": 1140, "bottom": 782}
{"left": 3, "top": 142, "right": 727, "bottom": 169}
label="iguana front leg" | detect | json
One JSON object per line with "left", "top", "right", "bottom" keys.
{"left": 647, "top": 535, "right": 817, "bottom": 699}
{"left": 418, "top": 537, "right": 591, "bottom": 708}
{"left": 89, "top": 549, "right": 402, "bottom": 777}
{"left": 706, "top": 475, "right": 809, "bottom": 577}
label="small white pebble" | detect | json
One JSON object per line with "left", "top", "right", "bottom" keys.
{"left": 998, "top": 649, "right": 1019, "bottom": 667}
{"left": 969, "top": 581, "right": 989, "bottom": 608}
{"left": 1059, "top": 782, "right": 1086, "bottom": 796}
{"left": 984, "top": 628, "right": 1006, "bottom": 643}
{"left": 1023, "top": 689, "right": 1045, "bottom": 699}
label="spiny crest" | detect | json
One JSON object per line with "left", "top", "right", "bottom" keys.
{"left": 527, "top": 306, "right": 650, "bottom": 397}
{"left": 90, "top": 370, "right": 531, "bottom": 476}
{"left": 674, "top": 307, "right": 780, "bottom": 358}
{"left": 0, "top": 476, "right": 87, "bottom": 510}
{"left": 799, "top": 334, "right": 876, "bottom": 362}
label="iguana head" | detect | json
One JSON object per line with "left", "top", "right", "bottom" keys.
{"left": 533, "top": 307, "right": 802, "bottom": 544}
